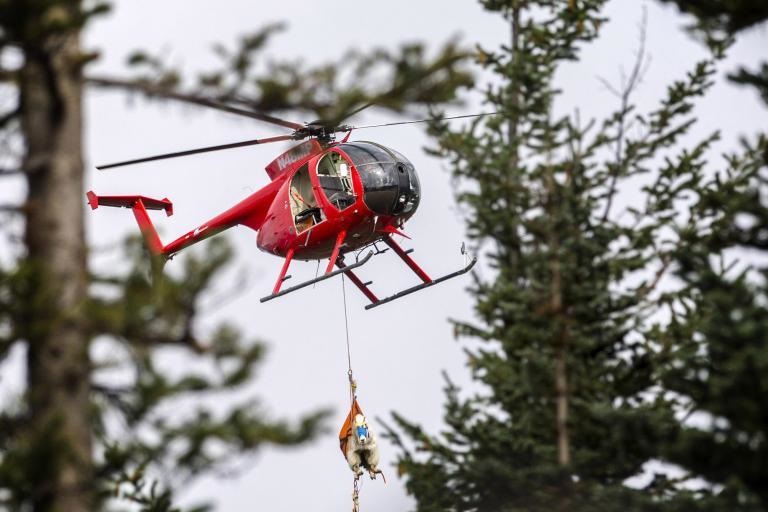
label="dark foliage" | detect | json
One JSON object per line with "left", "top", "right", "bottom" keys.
{"left": 0, "top": 1, "right": 473, "bottom": 510}
{"left": 385, "top": 1, "right": 746, "bottom": 510}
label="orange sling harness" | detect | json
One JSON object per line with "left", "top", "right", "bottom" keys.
{"left": 338, "top": 398, "right": 365, "bottom": 457}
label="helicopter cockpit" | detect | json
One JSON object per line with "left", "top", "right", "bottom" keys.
{"left": 339, "top": 142, "right": 420, "bottom": 219}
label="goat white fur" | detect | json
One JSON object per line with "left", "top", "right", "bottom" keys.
{"left": 345, "top": 414, "right": 381, "bottom": 479}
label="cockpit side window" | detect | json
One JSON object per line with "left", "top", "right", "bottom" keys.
{"left": 317, "top": 151, "right": 356, "bottom": 210}
{"left": 290, "top": 163, "right": 324, "bottom": 232}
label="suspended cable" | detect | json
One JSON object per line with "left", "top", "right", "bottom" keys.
{"left": 342, "top": 275, "right": 353, "bottom": 377}
{"left": 341, "top": 275, "right": 357, "bottom": 406}
{"left": 340, "top": 274, "right": 362, "bottom": 511}
{"left": 352, "top": 476, "right": 361, "bottom": 512}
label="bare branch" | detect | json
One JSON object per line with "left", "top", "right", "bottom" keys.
{"left": 91, "top": 383, "right": 132, "bottom": 396}
{"left": 129, "top": 331, "right": 209, "bottom": 354}
{"left": 201, "top": 268, "right": 252, "bottom": 314}
{"left": 0, "top": 105, "right": 20, "bottom": 130}
{"left": 636, "top": 255, "right": 672, "bottom": 299}
{"left": 595, "top": 75, "right": 621, "bottom": 98}
{"left": 601, "top": 7, "right": 650, "bottom": 223}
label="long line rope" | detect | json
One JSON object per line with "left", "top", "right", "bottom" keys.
{"left": 342, "top": 275, "right": 357, "bottom": 405}
{"left": 341, "top": 275, "right": 360, "bottom": 512}
{"left": 342, "top": 274, "right": 353, "bottom": 380}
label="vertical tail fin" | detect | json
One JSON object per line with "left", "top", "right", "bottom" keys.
{"left": 131, "top": 198, "right": 164, "bottom": 255}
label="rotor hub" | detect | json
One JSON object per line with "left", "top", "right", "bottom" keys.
{"left": 294, "top": 122, "right": 352, "bottom": 144}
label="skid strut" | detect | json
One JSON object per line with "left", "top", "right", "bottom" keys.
{"left": 364, "top": 236, "right": 477, "bottom": 309}
{"left": 334, "top": 235, "right": 478, "bottom": 310}
{"left": 336, "top": 258, "right": 379, "bottom": 304}
{"left": 364, "top": 257, "right": 477, "bottom": 309}
{"left": 260, "top": 251, "right": 374, "bottom": 303}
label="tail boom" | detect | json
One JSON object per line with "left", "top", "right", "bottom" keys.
{"left": 87, "top": 178, "right": 282, "bottom": 258}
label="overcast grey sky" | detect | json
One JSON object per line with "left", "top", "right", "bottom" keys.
{"left": 80, "top": 1, "right": 768, "bottom": 511}
{"left": 2, "top": 1, "right": 767, "bottom": 511}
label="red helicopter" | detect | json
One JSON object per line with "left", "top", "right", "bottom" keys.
{"left": 87, "top": 106, "right": 476, "bottom": 309}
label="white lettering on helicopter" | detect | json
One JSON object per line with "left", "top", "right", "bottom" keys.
{"left": 276, "top": 143, "right": 312, "bottom": 171}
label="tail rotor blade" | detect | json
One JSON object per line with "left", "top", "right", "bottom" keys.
{"left": 96, "top": 134, "right": 296, "bottom": 170}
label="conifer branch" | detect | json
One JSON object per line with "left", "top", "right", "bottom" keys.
{"left": 0, "top": 105, "right": 19, "bottom": 129}
{"left": 141, "top": 332, "right": 208, "bottom": 354}
{"left": 636, "top": 255, "right": 672, "bottom": 299}
{"left": 0, "top": 203, "right": 20, "bottom": 213}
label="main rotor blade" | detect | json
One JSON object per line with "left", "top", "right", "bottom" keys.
{"left": 96, "top": 134, "right": 296, "bottom": 170}
{"left": 88, "top": 76, "right": 304, "bottom": 131}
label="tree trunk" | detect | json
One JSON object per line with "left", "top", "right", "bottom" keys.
{"left": 554, "top": 339, "right": 570, "bottom": 466}
{"left": 546, "top": 169, "right": 570, "bottom": 468}
{"left": 20, "top": 22, "right": 92, "bottom": 512}
{"left": 551, "top": 256, "right": 570, "bottom": 466}
{"left": 504, "top": 7, "right": 522, "bottom": 272}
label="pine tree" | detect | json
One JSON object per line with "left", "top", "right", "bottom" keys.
{"left": 659, "top": 134, "right": 768, "bottom": 510}
{"left": 0, "top": 2, "right": 472, "bottom": 510}
{"left": 386, "top": 2, "right": 724, "bottom": 510}
{"left": 643, "top": 3, "right": 768, "bottom": 508}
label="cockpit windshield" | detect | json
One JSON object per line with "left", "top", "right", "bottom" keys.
{"left": 340, "top": 142, "right": 420, "bottom": 217}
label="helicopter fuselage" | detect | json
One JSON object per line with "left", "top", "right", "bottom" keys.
{"left": 87, "top": 136, "right": 479, "bottom": 310}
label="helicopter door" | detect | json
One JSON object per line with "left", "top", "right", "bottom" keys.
{"left": 290, "top": 163, "right": 324, "bottom": 232}
{"left": 316, "top": 151, "right": 355, "bottom": 211}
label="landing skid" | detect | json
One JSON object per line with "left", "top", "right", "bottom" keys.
{"left": 259, "top": 250, "right": 373, "bottom": 303}
{"left": 364, "top": 256, "right": 476, "bottom": 310}
{"left": 340, "top": 236, "right": 477, "bottom": 310}
{"left": 260, "top": 236, "right": 476, "bottom": 309}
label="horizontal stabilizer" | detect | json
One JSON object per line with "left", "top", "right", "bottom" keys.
{"left": 86, "top": 191, "right": 173, "bottom": 216}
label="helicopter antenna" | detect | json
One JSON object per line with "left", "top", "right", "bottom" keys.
{"left": 95, "top": 108, "right": 501, "bottom": 170}
{"left": 350, "top": 111, "right": 501, "bottom": 130}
